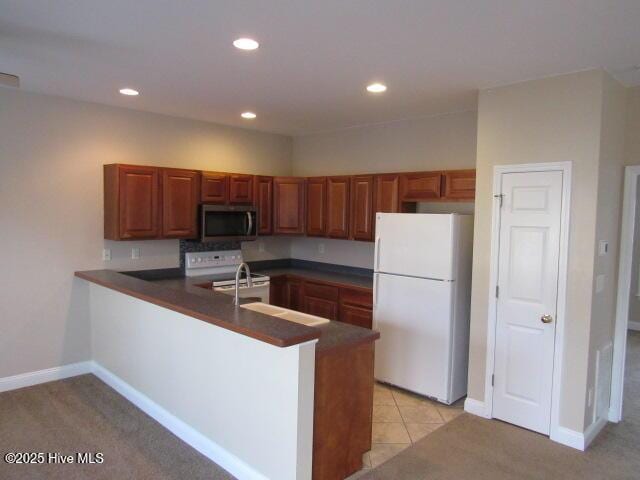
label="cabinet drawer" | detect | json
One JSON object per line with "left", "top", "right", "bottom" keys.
{"left": 304, "top": 296, "right": 339, "bottom": 320}
{"left": 340, "top": 287, "right": 373, "bottom": 308}
{"left": 304, "top": 281, "right": 339, "bottom": 302}
{"left": 339, "top": 304, "right": 373, "bottom": 329}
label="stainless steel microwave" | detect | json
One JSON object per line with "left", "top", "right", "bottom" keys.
{"left": 201, "top": 205, "right": 257, "bottom": 242}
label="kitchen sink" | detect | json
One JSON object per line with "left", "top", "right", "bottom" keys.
{"left": 240, "top": 302, "right": 330, "bottom": 326}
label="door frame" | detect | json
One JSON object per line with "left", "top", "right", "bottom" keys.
{"left": 610, "top": 165, "right": 640, "bottom": 422}
{"left": 483, "top": 161, "right": 572, "bottom": 442}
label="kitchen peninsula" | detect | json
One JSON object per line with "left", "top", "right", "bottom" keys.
{"left": 75, "top": 267, "right": 378, "bottom": 480}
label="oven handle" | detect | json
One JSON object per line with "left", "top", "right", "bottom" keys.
{"left": 246, "top": 211, "right": 253, "bottom": 236}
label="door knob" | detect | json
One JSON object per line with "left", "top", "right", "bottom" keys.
{"left": 541, "top": 314, "right": 553, "bottom": 324}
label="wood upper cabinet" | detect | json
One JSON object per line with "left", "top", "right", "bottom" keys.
{"left": 161, "top": 168, "right": 199, "bottom": 238}
{"left": 443, "top": 169, "right": 476, "bottom": 201}
{"left": 255, "top": 176, "right": 273, "bottom": 235}
{"left": 400, "top": 171, "right": 443, "bottom": 201}
{"left": 201, "top": 172, "right": 229, "bottom": 204}
{"left": 374, "top": 174, "right": 400, "bottom": 213}
{"left": 104, "top": 164, "right": 160, "bottom": 240}
{"left": 273, "top": 177, "right": 306, "bottom": 235}
{"left": 306, "top": 177, "right": 327, "bottom": 236}
{"left": 350, "top": 175, "right": 374, "bottom": 241}
{"left": 326, "top": 176, "right": 350, "bottom": 239}
{"left": 229, "top": 174, "right": 254, "bottom": 204}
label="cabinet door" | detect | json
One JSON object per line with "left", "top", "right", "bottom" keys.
{"left": 255, "top": 176, "right": 273, "bottom": 235}
{"left": 326, "top": 176, "right": 350, "bottom": 238}
{"left": 269, "top": 275, "right": 287, "bottom": 307}
{"left": 305, "top": 296, "right": 339, "bottom": 320}
{"left": 161, "top": 168, "right": 199, "bottom": 238}
{"left": 350, "top": 175, "right": 374, "bottom": 241}
{"left": 116, "top": 165, "right": 160, "bottom": 239}
{"left": 374, "top": 174, "right": 400, "bottom": 213}
{"left": 201, "top": 172, "right": 229, "bottom": 204}
{"left": 229, "top": 174, "right": 254, "bottom": 204}
{"left": 287, "top": 279, "right": 305, "bottom": 311}
{"left": 339, "top": 304, "right": 373, "bottom": 329}
{"left": 400, "top": 172, "right": 443, "bottom": 201}
{"left": 274, "top": 177, "right": 306, "bottom": 235}
{"left": 306, "top": 177, "right": 327, "bottom": 236}
{"left": 443, "top": 169, "right": 476, "bottom": 201}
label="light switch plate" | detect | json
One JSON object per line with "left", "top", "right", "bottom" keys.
{"left": 102, "top": 249, "right": 111, "bottom": 261}
{"left": 598, "top": 241, "right": 609, "bottom": 256}
{"left": 318, "top": 243, "right": 325, "bottom": 254}
{"left": 131, "top": 247, "right": 140, "bottom": 260}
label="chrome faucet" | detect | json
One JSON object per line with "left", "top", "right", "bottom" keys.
{"left": 234, "top": 262, "right": 253, "bottom": 306}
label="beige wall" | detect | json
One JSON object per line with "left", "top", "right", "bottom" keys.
{"left": 0, "top": 88, "right": 292, "bottom": 378}
{"left": 469, "top": 70, "right": 614, "bottom": 432}
{"left": 584, "top": 74, "right": 628, "bottom": 427}
{"left": 626, "top": 88, "right": 640, "bottom": 325}
{"left": 290, "top": 111, "right": 478, "bottom": 267}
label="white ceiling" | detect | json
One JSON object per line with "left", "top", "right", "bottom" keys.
{"left": 1, "top": 0, "right": 640, "bottom": 135}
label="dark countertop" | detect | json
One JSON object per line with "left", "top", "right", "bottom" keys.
{"left": 75, "top": 269, "right": 378, "bottom": 353}
{"left": 255, "top": 267, "right": 373, "bottom": 290}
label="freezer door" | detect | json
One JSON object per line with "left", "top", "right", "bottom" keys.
{"left": 375, "top": 213, "right": 456, "bottom": 280}
{"left": 373, "top": 273, "right": 453, "bottom": 400}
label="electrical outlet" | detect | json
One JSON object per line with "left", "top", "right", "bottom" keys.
{"left": 102, "top": 249, "right": 111, "bottom": 261}
{"left": 318, "top": 243, "right": 325, "bottom": 254}
{"left": 131, "top": 247, "right": 140, "bottom": 260}
{"left": 258, "top": 241, "right": 265, "bottom": 253}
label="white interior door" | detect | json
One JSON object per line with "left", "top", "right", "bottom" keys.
{"left": 374, "top": 272, "right": 453, "bottom": 401}
{"left": 492, "top": 170, "right": 563, "bottom": 434}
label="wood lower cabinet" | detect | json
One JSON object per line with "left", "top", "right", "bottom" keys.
{"left": 443, "top": 169, "right": 476, "bottom": 201}
{"left": 306, "top": 177, "right": 327, "bottom": 236}
{"left": 400, "top": 171, "right": 442, "bottom": 201}
{"left": 201, "top": 172, "right": 229, "bottom": 204}
{"left": 326, "top": 176, "right": 350, "bottom": 239}
{"left": 374, "top": 174, "right": 400, "bottom": 214}
{"left": 104, "top": 164, "right": 160, "bottom": 240}
{"left": 274, "top": 177, "right": 306, "bottom": 235}
{"left": 350, "top": 175, "right": 374, "bottom": 241}
{"left": 229, "top": 174, "right": 254, "bottom": 204}
{"left": 286, "top": 278, "right": 305, "bottom": 311}
{"left": 161, "top": 168, "right": 199, "bottom": 238}
{"left": 269, "top": 275, "right": 373, "bottom": 328}
{"left": 255, "top": 176, "right": 273, "bottom": 235}
{"left": 313, "top": 341, "right": 374, "bottom": 479}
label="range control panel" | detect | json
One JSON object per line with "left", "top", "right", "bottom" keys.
{"left": 185, "top": 250, "right": 244, "bottom": 270}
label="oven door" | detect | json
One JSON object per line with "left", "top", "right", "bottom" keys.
{"left": 201, "top": 205, "right": 257, "bottom": 241}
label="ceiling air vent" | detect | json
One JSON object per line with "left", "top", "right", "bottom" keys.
{"left": 0, "top": 72, "right": 20, "bottom": 88}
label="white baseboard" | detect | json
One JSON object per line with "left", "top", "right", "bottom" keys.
{"left": 464, "top": 397, "right": 491, "bottom": 418}
{"left": 91, "top": 362, "right": 267, "bottom": 480}
{"left": 551, "top": 417, "right": 608, "bottom": 451}
{"left": 628, "top": 321, "right": 640, "bottom": 331}
{"left": 0, "top": 361, "right": 93, "bottom": 393}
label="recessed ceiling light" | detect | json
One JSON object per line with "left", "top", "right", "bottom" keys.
{"left": 241, "top": 112, "right": 257, "bottom": 119}
{"left": 233, "top": 38, "right": 259, "bottom": 50}
{"left": 119, "top": 88, "right": 139, "bottom": 96}
{"left": 366, "top": 83, "right": 387, "bottom": 93}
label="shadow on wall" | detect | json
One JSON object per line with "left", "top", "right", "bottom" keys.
{"left": 62, "top": 276, "right": 92, "bottom": 366}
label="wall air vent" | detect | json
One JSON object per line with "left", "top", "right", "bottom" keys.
{"left": 0, "top": 72, "right": 20, "bottom": 88}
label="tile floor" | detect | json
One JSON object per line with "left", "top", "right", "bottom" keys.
{"left": 347, "top": 382, "right": 465, "bottom": 478}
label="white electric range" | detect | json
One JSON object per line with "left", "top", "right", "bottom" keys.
{"left": 185, "top": 250, "right": 270, "bottom": 303}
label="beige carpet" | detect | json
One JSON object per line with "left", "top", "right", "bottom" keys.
{"left": 0, "top": 374, "right": 235, "bottom": 480}
{"left": 358, "top": 330, "right": 640, "bottom": 480}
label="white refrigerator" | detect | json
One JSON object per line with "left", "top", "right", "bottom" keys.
{"left": 373, "top": 213, "right": 473, "bottom": 404}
